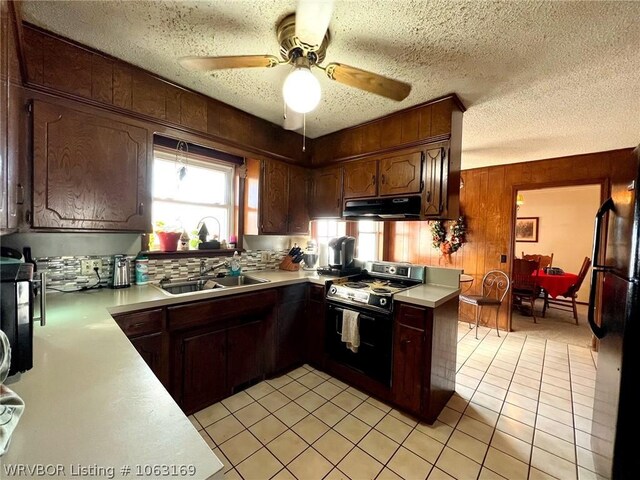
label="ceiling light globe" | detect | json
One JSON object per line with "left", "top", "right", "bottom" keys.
{"left": 282, "top": 67, "right": 321, "bottom": 113}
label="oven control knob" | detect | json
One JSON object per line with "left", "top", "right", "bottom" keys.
{"left": 379, "top": 298, "right": 388, "bottom": 306}
{"left": 388, "top": 266, "right": 396, "bottom": 275}
{"left": 329, "top": 286, "right": 337, "bottom": 295}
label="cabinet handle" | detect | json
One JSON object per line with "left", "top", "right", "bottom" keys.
{"left": 131, "top": 322, "right": 147, "bottom": 329}
{"left": 426, "top": 191, "right": 431, "bottom": 202}
{"left": 138, "top": 202, "right": 144, "bottom": 215}
{"left": 372, "top": 174, "right": 376, "bottom": 184}
{"left": 336, "top": 197, "right": 340, "bottom": 208}
{"left": 401, "top": 339, "right": 412, "bottom": 345}
{"left": 16, "top": 183, "right": 24, "bottom": 205}
{"left": 381, "top": 174, "right": 385, "bottom": 184}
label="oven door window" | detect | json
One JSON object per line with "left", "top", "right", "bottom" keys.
{"left": 326, "top": 304, "right": 392, "bottom": 386}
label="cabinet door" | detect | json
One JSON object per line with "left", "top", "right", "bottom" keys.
{"left": 287, "top": 165, "right": 310, "bottom": 234}
{"left": 228, "top": 319, "right": 264, "bottom": 390}
{"left": 423, "top": 147, "right": 445, "bottom": 217}
{"left": 130, "top": 332, "right": 163, "bottom": 382}
{"left": 379, "top": 151, "right": 423, "bottom": 196}
{"left": 392, "top": 323, "right": 424, "bottom": 415}
{"left": 310, "top": 167, "right": 342, "bottom": 218}
{"left": 343, "top": 159, "right": 378, "bottom": 199}
{"left": 32, "top": 99, "right": 151, "bottom": 230}
{"left": 180, "top": 328, "right": 227, "bottom": 414}
{"left": 276, "top": 300, "right": 306, "bottom": 372}
{"left": 305, "top": 299, "right": 326, "bottom": 367}
{"left": 260, "top": 159, "right": 289, "bottom": 233}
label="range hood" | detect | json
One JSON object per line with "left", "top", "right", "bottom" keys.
{"left": 343, "top": 196, "right": 422, "bottom": 220}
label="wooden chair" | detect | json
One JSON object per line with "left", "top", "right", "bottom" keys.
{"left": 511, "top": 258, "right": 541, "bottom": 322}
{"left": 460, "top": 270, "right": 510, "bottom": 339}
{"left": 542, "top": 257, "right": 592, "bottom": 324}
{"left": 522, "top": 252, "right": 554, "bottom": 270}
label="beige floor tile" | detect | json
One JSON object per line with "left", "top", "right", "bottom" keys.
{"left": 377, "top": 467, "right": 404, "bottom": 480}
{"left": 295, "top": 390, "right": 327, "bottom": 413}
{"left": 415, "top": 420, "right": 454, "bottom": 444}
{"left": 212, "top": 446, "right": 232, "bottom": 473}
{"left": 267, "top": 374, "right": 294, "bottom": 389}
{"left": 535, "top": 414, "right": 575, "bottom": 443}
{"left": 288, "top": 447, "right": 333, "bottom": 480}
{"left": 538, "top": 402, "right": 574, "bottom": 426}
{"left": 274, "top": 402, "right": 309, "bottom": 427}
{"left": 465, "top": 402, "right": 499, "bottom": 427}
{"left": 402, "top": 429, "right": 445, "bottom": 464}
{"left": 259, "top": 391, "right": 292, "bottom": 413}
{"left": 509, "top": 381, "right": 540, "bottom": 400}
{"left": 267, "top": 430, "right": 307, "bottom": 466}
{"left": 490, "top": 430, "right": 532, "bottom": 463}
{"left": 224, "top": 468, "right": 242, "bottom": 480}
{"left": 428, "top": 467, "right": 457, "bottom": 479}
{"left": 485, "top": 447, "right": 529, "bottom": 479}
{"left": 336, "top": 447, "right": 383, "bottom": 480}
{"left": 313, "top": 402, "right": 348, "bottom": 427}
{"left": 456, "top": 372, "right": 481, "bottom": 389}
{"left": 221, "top": 391, "right": 254, "bottom": 413}
{"left": 531, "top": 446, "right": 577, "bottom": 480}
{"left": 332, "top": 390, "right": 365, "bottom": 412}
{"left": 298, "top": 372, "right": 325, "bottom": 389}
{"left": 529, "top": 467, "right": 557, "bottom": 480}
{"left": 194, "top": 402, "right": 231, "bottom": 428}
{"left": 501, "top": 402, "right": 536, "bottom": 427}
{"left": 483, "top": 373, "right": 511, "bottom": 390}
{"left": 375, "top": 414, "right": 413, "bottom": 443}
{"left": 574, "top": 403, "right": 593, "bottom": 420}
{"left": 388, "top": 446, "right": 433, "bottom": 480}
{"left": 358, "top": 429, "right": 399, "bottom": 464}
{"left": 389, "top": 408, "right": 419, "bottom": 427}
{"left": 477, "top": 382, "right": 508, "bottom": 401}
{"left": 314, "top": 380, "right": 343, "bottom": 400}
{"left": 199, "top": 430, "right": 215, "bottom": 449}
{"left": 249, "top": 415, "right": 288, "bottom": 445}
{"left": 205, "top": 415, "right": 245, "bottom": 445}
{"left": 543, "top": 375, "right": 572, "bottom": 390}
{"left": 245, "top": 380, "right": 276, "bottom": 400}
{"left": 435, "top": 446, "right": 481, "bottom": 480}
{"left": 534, "top": 429, "right": 576, "bottom": 463}
{"left": 291, "top": 414, "right": 329, "bottom": 444}
{"left": 234, "top": 401, "right": 270, "bottom": 428}
{"left": 437, "top": 406, "right": 463, "bottom": 427}
{"left": 456, "top": 415, "right": 494, "bottom": 444}
{"left": 512, "top": 373, "right": 541, "bottom": 390}
{"left": 219, "top": 430, "right": 262, "bottom": 466}
{"left": 455, "top": 384, "right": 476, "bottom": 401}
{"left": 446, "top": 393, "right": 470, "bottom": 413}
{"left": 313, "top": 429, "right": 354, "bottom": 465}
{"left": 346, "top": 386, "right": 369, "bottom": 400}
{"left": 324, "top": 468, "right": 350, "bottom": 480}
{"left": 496, "top": 415, "right": 534, "bottom": 444}
{"left": 505, "top": 391, "right": 539, "bottom": 412}
{"left": 352, "top": 402, "right": 386, "bottom": 426}
{"left": 334, "top": 414, "right": 372, "bottom": 443}
{"left": 236, "top": 447, "right": 284, "bottom": 480}
{"left": 280, "top": 380, "right": 309, "bottom": 400}
{"left": 288, "top": 366, "right": 310, "bottom": 379}
{"left": 447, "top": 430, "right": 489, "bottom": 463}
{"left": 574, "top": 414, "right": 592, "bottom": 433}
{"left": 328, "top": 377, "right": 350, "bottom": 389}
{"left": 366, "top": 396, "right": 393, "bottom": 413}
{"left": 575, "top": 429, "right": 593, "bottom": 451}
{"left": 271, "top": 467, "right": 296, "bottom": 480}
{"left": 576, "top": 446, "right": 597, "bottom": 472}
{"left": 540, "top": 382, "right": 572, "bottom": 401}
{"left": 312, "top": 369, "right": 331, "bottom": 380}
{"left": 189, "top": 415, "right": 203, "bottom": 431}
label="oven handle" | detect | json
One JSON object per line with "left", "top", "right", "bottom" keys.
{"left": 332, "top": 307, "right": 376, "bottom": 348}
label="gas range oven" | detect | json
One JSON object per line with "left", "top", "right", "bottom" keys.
{"left": 325, "top": 261, "right": 425, "bottom": 386}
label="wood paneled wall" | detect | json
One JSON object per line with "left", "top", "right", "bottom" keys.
{"left": 20, "top": 24, "right": 306, "bottom": 164}
{"left": 388, "top": 148, "right": 635, "bottom": 331}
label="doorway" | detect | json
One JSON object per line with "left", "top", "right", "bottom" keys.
{"left": 511, "top": 184, "right": 601, "bottom": 347}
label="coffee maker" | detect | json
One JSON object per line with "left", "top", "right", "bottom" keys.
{"left": 317, "top": 236, "right": 361, "bottom": 276}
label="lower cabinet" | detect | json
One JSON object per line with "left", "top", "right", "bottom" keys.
{"left": 228, "top": 319, "right": 264, "bottom": 389}
{"left": 392, "top": 310, "right": 427, "bottom": 415}
{"left": 305, "top": 284, "right": 326, "bottom": 367}
{"left": 274, "top": 284, "right": 307, "bottom": 372}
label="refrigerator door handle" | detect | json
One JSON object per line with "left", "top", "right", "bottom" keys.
{"left": 588, "top": 197, "right": 614, "bottom": 339}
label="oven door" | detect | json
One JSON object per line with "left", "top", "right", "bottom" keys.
{"left": 325, "top": 302, "right": 392, "bottom": 386}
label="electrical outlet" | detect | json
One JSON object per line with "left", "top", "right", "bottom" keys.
{"left": 81, "top": 259, "right": 102, "bottom": 276}
{"left": 500, "top": 254, "right": 507, "bottom": 263}
{"left": 260, "top": 252, "right": 270, "bottom": 262}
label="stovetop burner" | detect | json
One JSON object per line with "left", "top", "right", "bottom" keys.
{"left": 344, "top": 282, "right": 368, "bottom": 289}
{"left": 372, "top": 287, "right": 391, "bottom": 294}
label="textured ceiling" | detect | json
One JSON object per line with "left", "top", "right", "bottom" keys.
{"left": 21, "top": 1, "right": 640, "bottom": 169}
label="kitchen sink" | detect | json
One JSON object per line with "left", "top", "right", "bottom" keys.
{"left": 156, "top": 274, "right": 269, "bottom": 295}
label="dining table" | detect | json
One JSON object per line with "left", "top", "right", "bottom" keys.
{"left": 534, "top": 269, "right": 578, "bottom": 298}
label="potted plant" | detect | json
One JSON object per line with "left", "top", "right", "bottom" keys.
{"left": 153, "top": 221, "right": 182, "bottom": 252}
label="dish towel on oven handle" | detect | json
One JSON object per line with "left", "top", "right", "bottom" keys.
{"left": 0, "top": 330, "right": 25, "bottom": 457}
{"left": 341, "top": 310, "right": 361, "bottom": 353}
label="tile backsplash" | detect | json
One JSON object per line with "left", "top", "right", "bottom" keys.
{"left": 36, "top": 250, "right": 289, "bottom": 292}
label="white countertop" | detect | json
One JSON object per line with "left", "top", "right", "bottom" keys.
{"left": 3, "top": 268, "right": 457, "bottom": 478}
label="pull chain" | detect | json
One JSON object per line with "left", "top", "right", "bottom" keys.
{"left": 303, "top": 113, "right": 306, "bottom": 152}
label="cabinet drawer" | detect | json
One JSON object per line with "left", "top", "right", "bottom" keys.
{"left": 114, "top": 309, "right": 163, "bottom": 337}
{"left": 309, "top": 284, "right": 325, "bottom": 302}
{"left": 279, "top": 284, "right": 307, "bottom": 304}
{"left": 167, "top": 290, "right": 277, "bottom": 331}
{"left": 395, "top": 303, "right": 425, "bottom": 330}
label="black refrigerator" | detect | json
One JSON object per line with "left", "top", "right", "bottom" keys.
{"left": 588, "top": 145, "right": 639, "bottom": 479}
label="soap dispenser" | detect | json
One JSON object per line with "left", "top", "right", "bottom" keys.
{"left": 229, "top": 251, "right": 242, "bottom": 277}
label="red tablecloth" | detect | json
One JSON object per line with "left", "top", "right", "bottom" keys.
{"left": 534, "top": 270, "right": 578, "bottom": 298}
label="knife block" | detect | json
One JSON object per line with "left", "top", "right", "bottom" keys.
{"left": 278, "top": 256, "right": 300, "bottom": 271}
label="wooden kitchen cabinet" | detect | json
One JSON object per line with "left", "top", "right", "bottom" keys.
{"left": 31, "top": 99, "right": 151, "bottom": 231}
{"left": 288, "top": 165, "right": 310, "bottom": 234}
{"left": 305, "top": 284, "right": 326, "bottom": 368}
{"left": 227, "top": 319, "right": 264, "bottom": 390}
{"left": 129, "top": 333, "right": 164, "bottom": 382}
{"left": 309, "top": 166, "right": 342, "bottom": 218}
{"left": 379, "top": 151, "right": 423, "bottom": 196}
{"left": 343, "top": 159, "right": 378, "bottom": 199}
{"left": 274, "top": 284, "right": 307, "bottom": 372}
{"left": 423, "top": 146, "right": 445, "bottom": 217}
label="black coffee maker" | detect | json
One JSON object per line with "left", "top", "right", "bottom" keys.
{"left": 328, "top": 236, "right": 356, "bottom": 269}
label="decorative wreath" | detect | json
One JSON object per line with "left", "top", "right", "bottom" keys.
{"left": 431, "top": 216, "right": 467, "bottom": 255}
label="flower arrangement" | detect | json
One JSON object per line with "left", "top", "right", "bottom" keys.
{"left": 431, "top": 216, "right": 467, "bottom": 262}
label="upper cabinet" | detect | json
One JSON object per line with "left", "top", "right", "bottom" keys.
{"left": 32, "top": 99, "right": 151, "bottom": 231}
{"left": 422, "top": 144, "right": 459, "bottom": 219}
{"left": 309, "top": 166, "right": 342, "bottom": 218}
{"left": 260, "top": 160, "right": 289, "bottom": 234}
{"left": 343, "top": 159, "right": 378, "bottom": 199}
{"left": 378, "top": 151, "right": 423, "bottom": 196}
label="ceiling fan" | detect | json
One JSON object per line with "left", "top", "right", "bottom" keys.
{"left": 178, "top": 0, "right": 412, "bottom": 131}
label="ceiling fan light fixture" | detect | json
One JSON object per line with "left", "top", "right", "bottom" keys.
{"left": 282, "top": 57, "right": 321, "bottom": 113}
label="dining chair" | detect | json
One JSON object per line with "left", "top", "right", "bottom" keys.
{"left": 460, "top": 270, "right": 510, "bottom": 339}
{"left": 522, "top": 252, "right": 554, "bottom": 270}
{"left": 542, "top": 256, "right": 592, "bottom": 324}
{"left": 511, "top": 258, "right": 541, "bottom": 322}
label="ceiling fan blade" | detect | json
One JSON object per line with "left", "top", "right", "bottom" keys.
{"left": 178, "top": 55, "right": 280, "bottom": 71}
{"left": 324, "top": 63, "right": 411, "bottom": 101}
{"left": 283, "top": 110, "right": 304, "bottom": 131}
{"left": 295, "top": 0, "right": 333, "bottom": 47}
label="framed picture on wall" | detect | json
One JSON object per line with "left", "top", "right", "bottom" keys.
{"left": 515, "top": 217, "right": 539, "bottom": 242}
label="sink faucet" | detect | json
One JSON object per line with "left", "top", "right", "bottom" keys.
{"left": 188, "top": 259, "right": 229, "bottom": 280}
